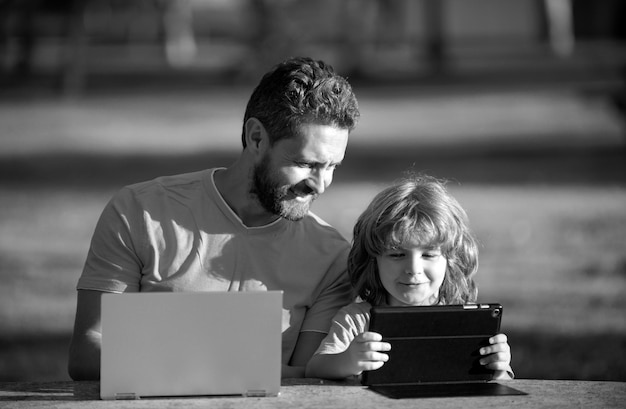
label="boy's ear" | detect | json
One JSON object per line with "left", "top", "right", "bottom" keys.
{"left": 244, "top": 118, "right": 268, "bottom": 153}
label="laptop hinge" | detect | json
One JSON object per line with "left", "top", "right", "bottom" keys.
{"left": 114, "top": 392, "right": 140, "bottom": 400}
{"left": 244, "top": 390, "right": 268, "bottom": 397}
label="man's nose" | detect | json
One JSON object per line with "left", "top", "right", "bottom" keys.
{"left": 306, "top": 168, "right": 332, "bottom": 195}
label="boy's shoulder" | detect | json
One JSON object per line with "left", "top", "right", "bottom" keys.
{"left": 341, "top": 301, "right": 372, "bottom": 317}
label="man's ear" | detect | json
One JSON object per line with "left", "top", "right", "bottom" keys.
{"left": 244, "top": 118, "right": 268, "bottom": 153}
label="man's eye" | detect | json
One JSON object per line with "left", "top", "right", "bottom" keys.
{"left": 386, "top": 252, "right": 404, "bottom": 259}
{"left": 423, "top": 252, "right": 441, "bottom": 259}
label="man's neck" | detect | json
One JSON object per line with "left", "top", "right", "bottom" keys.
{"left": 213, "top": 165, "right": 279, "bottom": 227}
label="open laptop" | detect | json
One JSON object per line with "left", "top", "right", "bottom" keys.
{"left": 100, "top": 291, "right": 283, "bottom": 400}
{"left": 362, "top": 303, "right": 526, "bottom": 399}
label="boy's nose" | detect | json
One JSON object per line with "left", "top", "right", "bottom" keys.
{"left": 405, "top": 257, "right": 424, "bottom": 275}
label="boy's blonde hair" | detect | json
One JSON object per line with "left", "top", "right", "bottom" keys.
{"left": 348, "top": 173, "right": 479, "bottom": 306}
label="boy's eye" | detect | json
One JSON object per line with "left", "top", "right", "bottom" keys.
{"left": 423, "top": 251, "right": 442, "bottom": 259}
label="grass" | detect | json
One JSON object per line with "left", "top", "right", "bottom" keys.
{"left": 0, "top": 180, "right": 625, "bottom": 381}
{"left": 0, "top": 86, "right": 624, "bottom": 382}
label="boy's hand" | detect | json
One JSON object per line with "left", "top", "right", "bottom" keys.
{"left": 479, "top": 333, "right": 513, "bottom": 379}
{"left": 345, "top": 331, "right": 391, "bottom": 375}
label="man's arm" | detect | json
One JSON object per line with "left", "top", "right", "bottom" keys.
{"left": 282, "top": 331, "right": 327, "bottom": 378}
{"left": 282, "top": 242, "right": 353, "bottom": 378}
{"left": 68, "top": 289, "right": 104, "bottom": 381}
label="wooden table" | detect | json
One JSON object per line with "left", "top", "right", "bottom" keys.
{"left": 0, "top": 379, "right": 624, "bottom": 408}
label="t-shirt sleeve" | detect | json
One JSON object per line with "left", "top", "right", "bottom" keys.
{"left": 314, "top": 303, "right": 371, "bottom": 355}
{"left": 76, "top": 187, "right": 144, "bottom": 292}
{"left": 299, "top": 244, "right": 353, "bottom": 334}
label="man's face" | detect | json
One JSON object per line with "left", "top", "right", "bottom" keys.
{"left": 252, "top": 123, "right": 349, "bottom": 221}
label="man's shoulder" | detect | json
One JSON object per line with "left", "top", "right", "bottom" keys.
{"left": 107, "top": 169, "right": 216, "bottom": 214}
{"left": 126, "top": 169, "right": 212, "bottom": 195}
{"left": 299, "top": 211, "right": 349, "bottom": 245}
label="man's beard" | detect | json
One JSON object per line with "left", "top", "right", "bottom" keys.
{"left": 252, "top": 156, "right": 315, "bottom": 221}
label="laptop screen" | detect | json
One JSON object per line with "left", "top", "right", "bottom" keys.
{"left": 100, "top": 291, "right": 283, "bottom": 400}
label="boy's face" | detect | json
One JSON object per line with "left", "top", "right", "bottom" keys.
{"left": 251, "top": 123, "right": 348, "bottom": 221}
{"left": 376, "top": 239, "right": 447, "bottom": 307}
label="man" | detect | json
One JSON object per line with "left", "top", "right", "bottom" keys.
{"left": 67, "top": 57, "right": 360, "bottom": 380}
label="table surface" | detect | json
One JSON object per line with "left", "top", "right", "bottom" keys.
{"left": 1, "top": 379, "right": 625, "bottom": 409}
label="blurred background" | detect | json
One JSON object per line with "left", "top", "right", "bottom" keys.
{"left": 0, "top": 0, "right": 625, "bottom": 382}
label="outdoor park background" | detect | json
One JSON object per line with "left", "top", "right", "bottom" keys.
{"left": 1, "top": 0, "right": 625, "bottom": 382}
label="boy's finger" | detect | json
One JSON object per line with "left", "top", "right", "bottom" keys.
{"left": 480, "top": 351, "right": 510, "bottom": 365}
{"left": 361, "top": 361, "right": 386, "bottom": 371}
{"left": 484, "top": 361, "right": 510, "bottom": 371}
{"left": 481, "top": 343, "right": 510, "bottom": 355}
{"left": 368, "top": 341, "right": 391, "bottom": 351}
{"left": 372, "top": 352, "right": 389, "bottom": 362}
{"left": 489, "top": 333, "right": 508, "bottom": 344}
{"left": 359, "top": 331, "right": 383, "bottom": 342}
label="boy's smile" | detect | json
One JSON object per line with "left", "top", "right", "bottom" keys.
{"left": 376, "top": 240, "right": 447, "bottom": 307}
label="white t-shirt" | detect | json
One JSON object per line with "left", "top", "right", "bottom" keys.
{"left": 313, "top": 301, "right": 372, "bottom": 355}
{"left": 77, "top": 168, "right": 352, "bottom": 364}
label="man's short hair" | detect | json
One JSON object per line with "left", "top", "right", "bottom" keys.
{"left": 242, "top": 57, "right": 360, "bottom": 148}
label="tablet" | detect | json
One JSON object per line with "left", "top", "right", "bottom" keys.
{"left": 362, "top": 303, "right": 503, "bottom": 387}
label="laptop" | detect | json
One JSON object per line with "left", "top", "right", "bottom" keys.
{"left": 100, "top": 291, "right": 283, "bottom": 400}
{"left": 362, "top": 303, "right": 526, "bottom": 399}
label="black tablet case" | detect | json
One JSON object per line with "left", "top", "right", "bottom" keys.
{"left": 362, "top": 304, "right": 526, "bottom": 398}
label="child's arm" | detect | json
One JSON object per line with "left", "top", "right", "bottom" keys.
{"left": 305, "top": 332, "right": 391, "bottom": 380}
{"left": 479, "top": 333, "right": 514, "bottom": 379}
